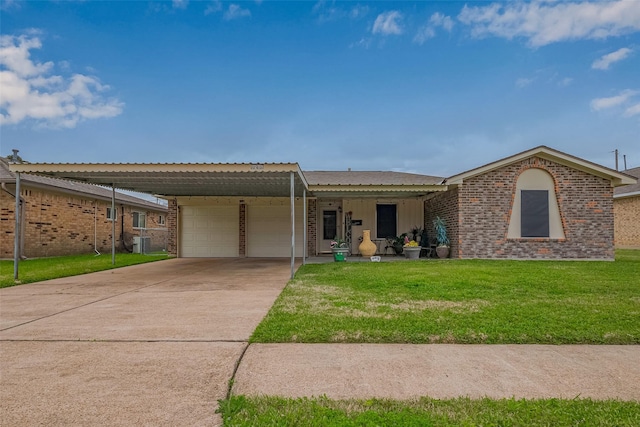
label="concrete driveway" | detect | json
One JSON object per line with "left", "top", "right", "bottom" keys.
{"left": 0, "top": 258, "right": 291, "bottom": 426}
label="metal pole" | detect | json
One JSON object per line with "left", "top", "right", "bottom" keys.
{"left": 290, "top": 172, "right": 295, "bottom": 279}
{"left": 13, "top": 173, "right": 20, "bottom": 280}
{"left": 112, "top": 185, "right": 116, "bottom": 265}
{"left": 303, "top": 189, "right": 307, "bottom": 265}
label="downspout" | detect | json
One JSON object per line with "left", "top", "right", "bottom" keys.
{"left": 2, "top": 182, "right": 25, "bottom": 261}
{"left": 120, "top": 205, "right": 132, "bottom": 253}
{"left": 93, "top": 203, "right": 101, "bottom": 256}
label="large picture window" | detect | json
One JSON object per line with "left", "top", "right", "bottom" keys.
{"left": 507, "top": 168, "right": 565, "bottom": 239}
{"left": 376, "top": 204, "right": 397, "bottom": 238}
{"left": 521, "top": 190, "right": 549, "bottom": 237}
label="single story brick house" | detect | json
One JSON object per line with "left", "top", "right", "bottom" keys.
{"left": 8, "top": 146, "right": 635, "bottom": 268}
{"left": 614, "top": 166, "right": 640, "bottom": 248}
{"left": 1, "top": 155, "right": 168, "bottom": 259}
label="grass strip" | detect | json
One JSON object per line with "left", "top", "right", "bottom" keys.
{"left": 0, "top": 253, "right": 169, "bottom": 288}
{"left": 217, "top": 395, "right": 640, "bottom": 426}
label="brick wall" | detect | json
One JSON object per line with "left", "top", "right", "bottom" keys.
{"left": 239, "top": 203, "right": 246, "bottom": 256}
{"left": 614, "top": 196, "right": 640, "bottom": 248}
{"left": 0, "top": 189, "right": 17, "bottom": 258}
{"left": 307, "top": 198, "right": 317, "bottom": 256}
{"left": 167, "top": 198, "right": 178, "bottom": 256}
{"left": 1, "top": 184, "right": 167, "bottom": 258}
{"left": 424, "top": 188, "right": 459, "bottom": 257}
{"left": 457, "top": 157, "right": 614, "bottom": 259}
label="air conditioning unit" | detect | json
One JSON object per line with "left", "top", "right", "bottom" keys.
{"left": 133, "top": 236, "right": 151, "bottom": 254}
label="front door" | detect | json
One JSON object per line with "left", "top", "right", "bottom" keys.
{"left": 318, "top": 203, "right": 342, "bottom": 253}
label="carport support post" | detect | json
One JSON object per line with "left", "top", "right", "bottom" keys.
{"left": 13, "top": 172, "right": 20, "bottom": 280}
{"left": 303, "top": 189, "right": 306, "bottom": 265}
{"left": 112, "top": 185, "right": 116, "bottom": 265}
{"left": 290, "top": 172, "right": 295, "bottom": 279}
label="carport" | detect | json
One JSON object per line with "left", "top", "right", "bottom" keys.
{"left": 9, "top": 162, "right": 309, "bottom": 279}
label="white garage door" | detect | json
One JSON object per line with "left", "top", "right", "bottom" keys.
{"left": 247, "top": 204, "right": 304, "bottom": 257}
{"left": 180, "top": 205, "right": 238, "bottom": 257}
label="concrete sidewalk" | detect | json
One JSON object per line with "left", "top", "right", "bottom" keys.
{"left": 232, "top": 343, "right": 640, "bottom": 401}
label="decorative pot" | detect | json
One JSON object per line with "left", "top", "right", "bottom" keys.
{"left": 436, "top": 246, "right": 450, "bottom": 259}
{"left": 332, "top": 248, "right": 349, "bottom": 262}
{"left": 358, "top": 230, "right": 377, "bottom": 257}
{"left": 403, "top": 246, "right": 421, "bottom": 259}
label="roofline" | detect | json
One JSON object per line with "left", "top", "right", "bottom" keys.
{"left": 446, "top": 145, "right": 636, "bottom": 187}
{"left": 9, "top": 162, "right": 303, "bottom": 174}
{"left": 614, "top": 191, "right": 640, "bottom": 199}
{"left": 309, "top": 184, "right": 447, "bottom": 193}
{"left": 3, "top": 179, "right": 167, "bottom": 211}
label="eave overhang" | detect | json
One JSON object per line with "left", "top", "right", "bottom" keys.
{"left": 8, "top": 163, "right": 309, "bottom": 198}
{"left": 446, "top": 146, "right": 636, "bottom": 187}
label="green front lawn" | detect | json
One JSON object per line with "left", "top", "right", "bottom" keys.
{"left": 251, "top": 250, "right": 640, "bottom": 344}
{"left": 218, "top": 396, "right": 640, "bottom": 426}
{"left": 0, "top": 253, "right": 169, "bottom": 288}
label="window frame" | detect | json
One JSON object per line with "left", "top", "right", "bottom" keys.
{"left": 133, "top": 211, "right": 147, "bottom": 229}
{"left": 376, "top": 204, "right": 397, "bottom": 239}
{"left": 520, "top": 190, "right": 550, "bottom": 238}
{"left": 106, "top": 207, "right": 117, "bottom": 221}
{"left": 158, "top": 214, "right": 166, "bottom": 226}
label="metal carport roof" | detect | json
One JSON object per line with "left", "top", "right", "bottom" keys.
{"left": 8, "top": 162, "right": 309, "bottom": 280}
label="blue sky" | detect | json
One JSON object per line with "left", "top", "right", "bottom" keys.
{"left": 1, "top": 0, "right": 639, "bottom": 177}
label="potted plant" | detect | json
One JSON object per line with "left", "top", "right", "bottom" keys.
{"left": 330, "top": 237, "right": 349, "bottom": 262}
{"left": 433, "top": 216, "right": 450, "bottom": 258}
{"left": 390, "top": 233, "right": 408, "bottom": 255}
{"left": 403, "top": 236, "right": 421, "bottom": 259}
{"left": 409, "top": 226, "right": 423, "bottom": 243}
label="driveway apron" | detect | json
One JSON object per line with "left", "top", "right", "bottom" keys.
{"left": 0, "top": 258, "right": 291, "bottom": 426}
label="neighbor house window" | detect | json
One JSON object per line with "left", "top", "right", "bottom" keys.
{"left": 106, "top": 207, "right": 117, "bottom": 221}
{"left": 376, "top": 204, "right": 397, "bottom": 239}
{"left": 133, "top": 212, "right": 146, "bottom": 228}
{"left": 158, "top": 214, "right": 166, "bottom": 226}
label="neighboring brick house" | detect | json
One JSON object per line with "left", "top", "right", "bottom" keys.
{"left": 1, "top": 156, "right": 167, "bottom": 259}
{"left": 614, "top": 166, "right": 640, "bottom": 248}
{"left": 8, "top": 146, "right": 635, "bottom": 262}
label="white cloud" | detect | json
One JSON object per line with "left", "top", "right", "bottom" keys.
{"left": 414, "top": 12, "right": 454, "bottom": 45}
{"left": 0, "top": 34, "right": 123, "bottom": 128}
{"left": 558, "top": 77, "right": 573, "bottom": 87}
{"left": 204, "top": 1, "right": 222, "bottom": 16}
{"left": 430, "top": 12, "right": 454, "bottom": 32}
{"left": 172, "top": 0, "right": 188, "bottom": 10}
{"left": 590, "top": 89, "right": 638, "bottom": 111}
{"left": 312, "top": 1, "right": 369, "bottom": 23}
{"left": 458, "top": 1, "right": 640, "bottom": 47}
{"left": 372, "top": 11, "right": 403, "bottom": 35}
{"left": 624, "top": 103, "right": 640, "bottom": 117}
{"left": 516, "top": 77, "right": 534, "bottom": 88}
{"left": 224, "top": 4, "right": 251, "bottom": 20}
{"left": 592, "top": 47, "right": 633, "bottom": 70}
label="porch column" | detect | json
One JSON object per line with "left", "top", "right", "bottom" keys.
{"left": 112, "top": 185, "right": 116, "bottom": 265}
{"left": 290, "top": 172, "right": 295, "bottom": 279}
{"left": 303, "top": 189, "right": 307, "bottom": 265}
{"left": 13, "top": 172, "right": 20, "bottom": 280}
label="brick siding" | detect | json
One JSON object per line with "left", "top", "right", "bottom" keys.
{"left": 614, "top": 196, "right": 640, "bottom": 248}
{"left": 424, "top": 188, "right": 459, "bottom": 258}
{"left": 1, "top": 184, "right": 167, "bottom": 258}
{"left": 167, "top": 198, "right": 178, "bottom": 257}
{"left": 239, "top": 203, "right": 246, "bottom": 256}
{"left": 456, "top": 157, "right": 614, "bottom": 259}
{"left": 307, "top": 198, "right": 317, "bottom": 256}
